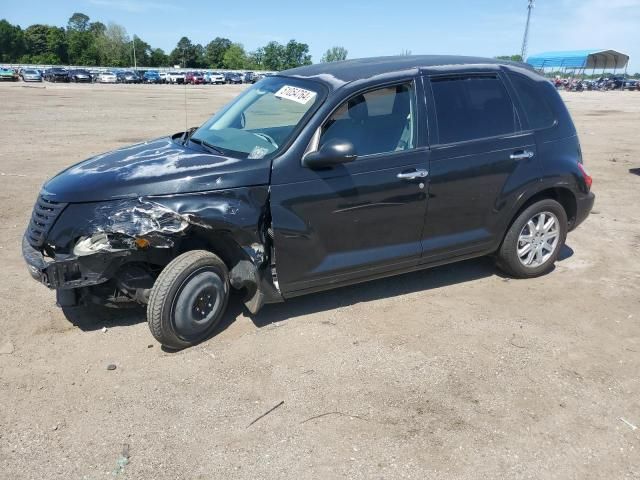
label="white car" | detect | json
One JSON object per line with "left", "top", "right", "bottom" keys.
{"left": 158, "top": 72, "right": 168, "bottom": 84}
{"left": 97, "top": 71, "right": 117, "bottom": 83}
{"left": 167, "top": 71, "right": 185, "bottom": 84}
{"left": 208, "top": 72, "right": 225, "bottom": 84}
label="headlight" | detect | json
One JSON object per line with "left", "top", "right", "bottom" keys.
{"left": 73, "top": 233, "right": 119, "bottom": 256}
{"left": 73, "top": 199, "right": 189, "bottom": 256}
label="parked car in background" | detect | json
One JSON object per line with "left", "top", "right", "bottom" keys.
{"left": 97, "top": 71, "right": 117, "bottom": 83}
{"left": 225, "top": 72, "right": 242, "bottom": 84}
{"left": 69, "top": 69, "right": 92, "bottom": 83}
{"left": 117, "top": 71, "right": 142, "bottom": 84}
{"left": 22, "top": 55, "right": 594, "bottom": 349}
{"left": 186, "top": 71, "right": 204, "bottom": 85}
{"left": 0, "top": 67, "right": 18, "bottom": 81}
{"left": 158, "top": 72, "right": 168, "bottom": 84}
{"left": 89, "top": 70, "right": 102, "bottom": 82}
{"left": 244, "top": 71, "right": 259, "bottom": 83}
{"left": 143, "top": 71, "right": 162, "bottom": 84}
{"left": 167, "top": 71, "right": 186, "bottom": 84}
{"left": 19, "top": 68, "right": 42, "bottom": 82}
{"left": 44, "top": 68, "right": 70, "bottom": 82}
{"left": 623, "top": 79, "right": 638, "bottom": 91}
{"left": 205, "top": 72, "right": 225, "bottom": 84}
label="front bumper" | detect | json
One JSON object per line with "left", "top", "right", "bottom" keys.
{"left": 22, "top": 235, "right": 122, "bottom": 290}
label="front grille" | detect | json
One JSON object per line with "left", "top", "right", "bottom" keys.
{"left": 26, "top": 195, "right": 67, "bottom": 248}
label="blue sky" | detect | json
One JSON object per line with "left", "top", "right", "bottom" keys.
{"left": 3, "top": 0, "right": 640, "bottom": 71}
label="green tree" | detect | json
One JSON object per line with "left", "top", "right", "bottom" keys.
{"left": 223, "top": 42, "right": 246, "bottom": 69}
{"left": 0, "top": 19, "right": 25, "bottom": 62}
{"left": 204, "top": 37, "right": 231, "bottom": 68}
{"left": 24, "top": 24, "right": 49, "bottom": 58}
{"left": 67, "top": 12, "right": 90, "bottom": 32}
{"left": 170, "top": 36, "right": 201, "bottom": 67}
{"left": 321, "top": 46, "right": 347, "bottom": 63}
{"left": 283, "top": 40, "right": 312, "bottom": 69}
{"left": 95, "top": 22, "right": 129, "bottom": 66}
{"left": 247, "top": 47, "right": 265, "bottom": 69}
{"left": 495, "top": 54, "right": 523, "bottom": 62}
{"left": 262, "top": 41, "right": 286, "bottom": 71}
{"left": 149, "top": 47, "right": 168, "bottom": 67}
{"left": 88, "top": 21, "right": 106, "bottom": 37}
{"left": 46, "top": 26, "right": 68, "bottom": 63}
{"left": 132, "top": 35, "right": 152, "bottom": 66}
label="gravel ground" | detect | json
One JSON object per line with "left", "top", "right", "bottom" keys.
{"left": 0, "top": 82, "right": 639, "bottom": 479}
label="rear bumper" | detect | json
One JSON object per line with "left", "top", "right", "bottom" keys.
{"left": 571, "top": 191, "right": 595, "bottom": 231}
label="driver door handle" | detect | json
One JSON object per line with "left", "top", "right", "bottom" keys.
{"left": 397, "top": 168, "right": 429, "bottom": 180}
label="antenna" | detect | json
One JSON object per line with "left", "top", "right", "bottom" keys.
{"left": 184, "top": 77, "right": 188, "bottom": 131}
{"left": 521, "top": 0, "right": 535, "bottom": 61}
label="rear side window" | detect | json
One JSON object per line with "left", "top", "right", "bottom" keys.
{"left": 507, "top": 73, "right": 555, "bottom": 130}
{"left": 431, "top": 75, "right": 517, "bottom": 144}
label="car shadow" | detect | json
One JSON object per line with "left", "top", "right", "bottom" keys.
{"left": 629, "top": 167, "right": 640, "bottom": 176}
{"left": 247, "top": 256, "right": 499, "bottom": 328}
{"left": 63, "top": 246, "right": 575, "bottom": 344}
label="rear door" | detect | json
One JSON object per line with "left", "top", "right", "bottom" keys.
{"left": 420, "top": 71, "right": 540, "bottom": 260}
{"left": 270, "top": 80, "right": 430, "bottom": 295}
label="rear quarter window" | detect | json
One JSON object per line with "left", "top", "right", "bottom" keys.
{"left": 507, "top": 72, "right": 556, "bottom": 130}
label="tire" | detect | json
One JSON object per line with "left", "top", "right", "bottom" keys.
{"left": 497, "top": 199, "right": 568, "bottom": 278}
{"left": 147, "top": 250, "right": 230, "bottom": 349}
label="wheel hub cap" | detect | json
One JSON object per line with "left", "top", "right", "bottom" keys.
{"left": 517, "top": 211, "right": 560, "bottom": 268}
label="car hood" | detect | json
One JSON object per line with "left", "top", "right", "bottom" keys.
{"left": 42, "top": 136, "right": 271, "bottom": 203}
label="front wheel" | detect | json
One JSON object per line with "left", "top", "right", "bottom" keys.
{"left": 147, "top": 250, "right": 229, "bottom": 349}
{"left": 497, "top": 199, "right": 567, "bottom": 278}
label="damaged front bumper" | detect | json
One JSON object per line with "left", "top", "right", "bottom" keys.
{"left": 22, "top": 234, "right": 127, "bottom": 290}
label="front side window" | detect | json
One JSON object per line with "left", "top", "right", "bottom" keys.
{"left": 319, "top": 83, "right": 415, "bottom": 157}
{"left": 192, "top": 77, "right": 324, "bottom": 160}
{"left": 431, "top": 75, "right": 518, "bottom": 144}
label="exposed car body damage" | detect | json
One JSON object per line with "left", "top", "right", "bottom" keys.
{"left": 24, "top": 184, "right": 281, "bottom": 312}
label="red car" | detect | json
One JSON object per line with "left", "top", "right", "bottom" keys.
{"left": 185, "top": 72, "right": 204, "bottom": 85}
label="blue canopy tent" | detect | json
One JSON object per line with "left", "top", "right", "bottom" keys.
{"left": 526, "top": 49, "right": 629, "bottom": 76}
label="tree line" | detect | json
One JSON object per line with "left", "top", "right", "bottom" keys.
{"left": 0, "top": 12, "right": 348, "bottom": 70}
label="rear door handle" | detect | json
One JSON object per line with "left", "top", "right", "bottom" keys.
{"left": 397, "top": 168, "right": 429, "bottom": 180}
{"left": 510, "top": 150, "right": 535, "bottom": 160}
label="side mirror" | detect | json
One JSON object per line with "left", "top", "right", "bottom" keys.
{"left": 303, "top": 138, "right": 357, "bottom": 169}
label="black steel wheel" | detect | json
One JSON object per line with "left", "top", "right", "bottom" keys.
{"left": 147, "top": 250, "right": 229, "bottom": 349}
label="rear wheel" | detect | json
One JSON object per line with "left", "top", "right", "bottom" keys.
{"left": 497, "top": 199, "right": 567, "bottom": 278}
{"left": 147, "top": 250, "right": 229, "bottom": 349}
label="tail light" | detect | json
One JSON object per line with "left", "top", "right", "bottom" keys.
{"left": 577, "top": 163, "right": 592, "bottom": 190}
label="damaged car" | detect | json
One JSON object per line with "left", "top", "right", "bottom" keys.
{"left": 23, "top": 55, "right": 595, "bottom": 349}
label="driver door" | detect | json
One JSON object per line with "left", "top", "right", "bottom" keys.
{"left": 270, "top": 81, "right": 430, "bottom": 296}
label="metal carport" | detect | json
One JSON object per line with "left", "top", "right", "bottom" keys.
{"left": 526, "top": 49, "right": 629, "bottom": 75}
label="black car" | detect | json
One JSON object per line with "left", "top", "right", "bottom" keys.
{"left": 225, "top": 72, "right": 242, "bottom": 84}
{"left": 45, "top": 68, "right": 70, "bottom": 83}
{"left": 117, "top": 71, "right": 142, "bottom": 84}
{"left": 69, "top": 69, "right": 92, "bottom": 83}
{"left": 23, "top": 55, "right": 594, "bottom": 349}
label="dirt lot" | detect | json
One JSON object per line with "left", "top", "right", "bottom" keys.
{"left": 0, "top": 82, "right": 639, "bottom": 479}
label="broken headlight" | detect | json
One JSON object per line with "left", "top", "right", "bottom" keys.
{"left": 73, "top": 199, "right": 190, "bottom": 256}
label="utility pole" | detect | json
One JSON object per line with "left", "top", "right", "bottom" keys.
{"left": 132, "top": 35, "right": 137, "bottom": 70}
{"left": 521, "top": 0, "right": 535, "bottom": 61}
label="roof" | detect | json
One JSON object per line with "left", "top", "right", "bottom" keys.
{"left": 527, "top": 50, "right": 629, "bottom": 70}
{"left": 280, "top": 55, "right": 527, "bottom": 88}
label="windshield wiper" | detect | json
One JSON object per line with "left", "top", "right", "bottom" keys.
{"left": 189, "top": 137, "right": 225, "bottom": 155}
{"left": 180, "top": 126, "right": 198, "bottom": 145}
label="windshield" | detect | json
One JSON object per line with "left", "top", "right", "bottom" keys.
{"left": 191, "top": 76, "right": 325, "bottom": 160}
